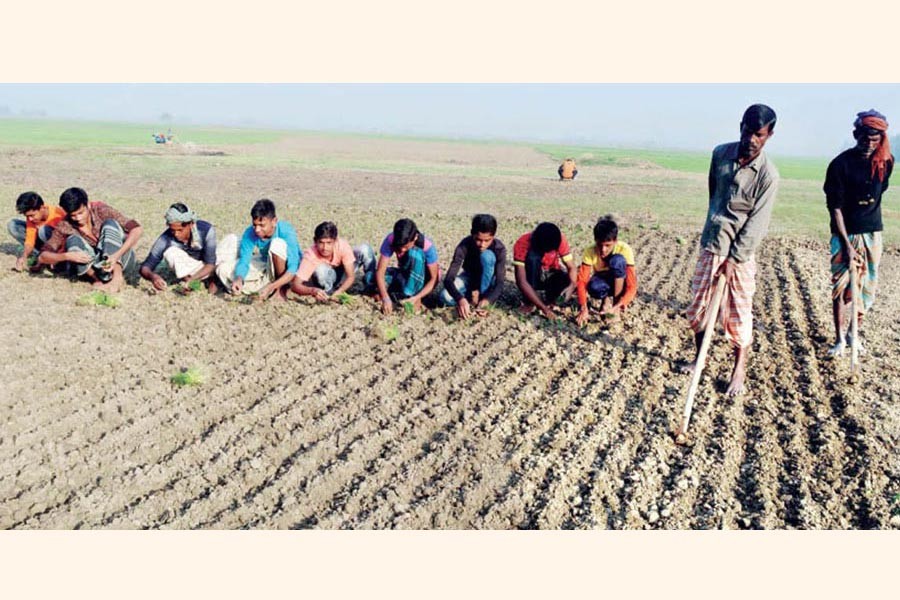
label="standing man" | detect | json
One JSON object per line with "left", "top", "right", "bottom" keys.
{"left": 824, "top": 109, "right": 893, "bottom": 357}
{"left": 37, "top": 187, "right": 143, "bottom": 293}
{"left": 682, "top": 104, "right": 779, "bottom": 397}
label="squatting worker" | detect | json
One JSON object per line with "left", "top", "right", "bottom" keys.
{"left": 824, "top": 109, "right": 893, "bottom": 358}
{"left": 681, "top": 104, "right": 780, "bottom": 397}
{"left": 139, "top": 202, "right": 219, "bottom": 293}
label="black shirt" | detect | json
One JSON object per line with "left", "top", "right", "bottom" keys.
{"left": 824, "top": 148, "right": 893, "bottom": 235}
{"left": 442, "top": 236, "right": 507, "bottom": 303}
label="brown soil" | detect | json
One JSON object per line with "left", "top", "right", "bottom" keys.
{"left": 0, "top": 137, "right": 898, "bottom": 529}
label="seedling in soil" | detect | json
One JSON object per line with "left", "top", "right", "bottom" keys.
{"left": 171, "top": 366, "right": 204, "bottom": 386}
{"left": 892, "top": 493, "right": 900, "bottom": 516}
{"left": 239, "top": 292, "right": 259, "bottom": 305}
{"left": 402, "top": 301, "right": 415, "bottom": 316}
{"left": 76, "top": 291, "right": 121, "bottom": 308}
{"left": 175, "top": 279, "right": 204, "bottom": 295}
{"left": 26, "top": 256, "right": 38, "bottom": 268}
{"left": 676, "top": 236, "right": 686, "bottom": 245}
{"left": 384, "top": 324, "right": 400, "bottom": 342}
{"left": 336, "top": 292, "right": 354, "bottom": 305}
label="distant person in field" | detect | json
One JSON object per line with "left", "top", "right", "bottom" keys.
{"left": 575, "top": 215, "right": 637, "bottom": 327}
{"left": 440, "top": 213, "right": 507, "bottom": 319}
{"left": 681, "top": 103, "right": 779, "bottom": 397}
{"left": 370, "top": 218, "right": 439, "bottom": 315}
{"left": 291, "top": 221, "right": 376, "bottom": 301}
{"left": 215, "top": 199, "right": 300, "bottom": 302}
{"left": 512, "top": 221, "right": 577, "bottom": 318}
{"left": 824, "top": 109, "right": 894, "bottom": 358}
{"left": 558, "top": 158, "right": 578, "bottom": 180}
{"left": 139, "top": 202, "right": 219, "bottom": 293}
{"left": 37, "top": 187, "right": 143, "bottom": 293}
{"left": 7, "top": 191, "right": 66, "bottom": 272}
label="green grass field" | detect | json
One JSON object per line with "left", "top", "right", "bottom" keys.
{"left": 1, "top": 118, "right": 895, "bottom": 245}
{"left": 0, "top": 118, "right": 284, "bottom": 147}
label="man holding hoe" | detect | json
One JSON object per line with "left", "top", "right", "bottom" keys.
{"left": 681, "top": 104, "right": 779, "bottom": 397}
{"left": 824, "top": 109, "right": 893, "bottom": 358}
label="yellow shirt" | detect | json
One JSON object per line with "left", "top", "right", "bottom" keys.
{"left": 582, "top": 240, "right": 635, "bottom": 272}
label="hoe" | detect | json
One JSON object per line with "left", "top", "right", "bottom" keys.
{"left": 674, "top": 274, "right": 726, "bottom": 446}
{"left": 849, "top": 265, "right": 861, "bottom": 384}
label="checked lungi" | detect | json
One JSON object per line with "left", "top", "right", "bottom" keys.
{"left": 686, "top": 249, "right": 756, "bottom": 348}
{"left": 831, "top": 231, "right": 882, "bottom": 314}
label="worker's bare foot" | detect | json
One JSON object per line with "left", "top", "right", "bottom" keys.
{"left": 726, "top": 364, "right": 746, "bottom": 397}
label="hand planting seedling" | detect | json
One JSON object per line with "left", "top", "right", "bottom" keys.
{"left": 76, "top": 291, "right": 121, "bottom": 308}
{"left": 171, "top": 366, "right": 204, "bottom": 386}
{"left": 402, "top": 301, "right": 415, "bottom": 316}
{"left": 176, "top": 279, "right": 204, "bottom": 295}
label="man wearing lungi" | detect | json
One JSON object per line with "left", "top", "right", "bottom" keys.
{"left": 824, "top": 109, "right": 893, "bottom": 357}
{"left": 682, "top": 104, "right": 779, "bottom": 397}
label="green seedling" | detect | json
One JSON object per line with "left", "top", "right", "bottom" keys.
{"left": 402, "top": 301, "right": 415, "bottom": 316}
{"left": 187, "top": 279, "right": 204, "bottom": 292}
{"left": 651, "top": 223, "right": 661, "bottom": 231}
{"left": 76, "top": 291, "right": 121, "bottom": 308}
{"left": 336, "top": 292, "right": 354, "bottom": 305}
{"left": 171, "top": 366, "right": 204, "bottom": 386}
{"left": 384, "top": 324, "right": 400, "bottom": 342}
{"left": 26, "top": 256, "right": 38, "bottom": 268}
{"left": 676, "top": 236, "right": 685, "bottom": 245}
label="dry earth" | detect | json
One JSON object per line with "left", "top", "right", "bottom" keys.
{"left": 1, "top": 134, "right": 898, "bottom": 529}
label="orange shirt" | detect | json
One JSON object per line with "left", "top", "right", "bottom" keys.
{"left": 24, "top": 206, "right": 66, "bottom": 249}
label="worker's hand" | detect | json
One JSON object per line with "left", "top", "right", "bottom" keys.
{"left": 601, "top": 303, "right": 623, "bottom": 316}
{"left": 718, "top": 258, "right": 736, "bottom": 283}
{"left": 14, "top": 256, "right": 26, "bottom": 272}
{"left": 313, "top": 289, "right": 330, "bottom": 303}
{"left": 231, "top": 277, "right": 244, "bottom": 295}
{"left": 457, "top": 298, "right": 472, "bottom": 320}
{"left": 66, "top": 251, "right": 93, "bottom": 265}
{"left": 257, "top": 283, "right": 275, "bottom": 302}
{"left": 151, "top": 274, "right": 168, "bottom": 291}
{"left": 541, "top": 305, "right": 556, "bottom": 320}
{"left": 844, "top": 245, "right": 862, "bottom": 267}
{"left": 576, "top": 307, "right": 590, "bottom": 328}
{"left": 381, "top": 297, "right": 393, "bottom": 315}
{"left": 562, "top": 283, "right": 576, "bottom": 302}
{"left": 475, "top": 298, "right": 490, "bottom": 317}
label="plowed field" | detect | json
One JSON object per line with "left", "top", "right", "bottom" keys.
{"left": 1, "top": 132, "right": 898, "bottom": 528}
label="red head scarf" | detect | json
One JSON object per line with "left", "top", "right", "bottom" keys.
{"left": 856, "top": 111, "right": 892, "bottom": 182}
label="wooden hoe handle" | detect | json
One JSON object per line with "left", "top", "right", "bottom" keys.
{"left": 679, "top": 274, "right": 727, "bottom": 437}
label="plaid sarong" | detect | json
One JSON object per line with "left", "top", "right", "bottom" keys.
{"left": 686, "top": 249, "right": 757, "bottom": 348}
{"left": 831, "top": 231, "right": 882, "bottom": 314}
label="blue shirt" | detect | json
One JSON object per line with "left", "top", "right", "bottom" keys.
{"left": 235, "top": 220, "right": 301, "bottom": 280}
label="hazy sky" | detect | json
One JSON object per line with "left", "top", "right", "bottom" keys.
{"left": 2, "top": 84, "right": 898, "bottom": 157}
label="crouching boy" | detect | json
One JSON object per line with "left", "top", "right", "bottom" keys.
{"left": 37, "top": 187, "right": 143, "bottom": 292}
{"left": 216, "top": 199, "right": 300, "bottom": 302}
{"left": 439, "top": 213, "right": 507, "bottom": 319}
{"left": 370, "top": 218, "right": 439, "bottom": 315}
{"left": 512, "top": 222, "right": 577, "bottom": 318}
{"left": 575, "top": 215, "right": 637, "bottom": 327}
{"left": 8, "top": 191, "right": 67, "bottom": 272}
{"left": 291, "top": 221, "right": 376, "bottom": 302}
